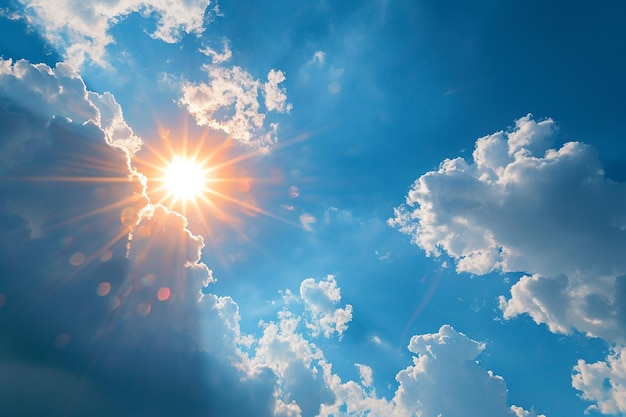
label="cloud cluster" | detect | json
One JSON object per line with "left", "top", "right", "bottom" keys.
{"left": 390, "top": 114, "right": 626, "bottom": 339}
{"left": 572, "top": 346, "right": 626, "bottom": 415}
{"left": 390, "top": 114, "right": 626, "bottom": 413}
{"left": 180, "top": 65, "right": 291, "bottom": 149}
{"left": 249, "top": 283, "right": 539, "bottom": 417}
{"left": 17, "top": 0, "right": 212, "bottom": 66}
{"left": 13, "top": 0, "right": 292, "bottom": 150}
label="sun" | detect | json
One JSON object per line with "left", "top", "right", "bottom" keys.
{"left": 132, "top": 123, "right": 305, "bottom": 242}
{"left": 163, "top": 157, "right": 208, "bottom": 202}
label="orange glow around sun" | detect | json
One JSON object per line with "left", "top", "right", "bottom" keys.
{"left": 132, "top": 123, "right": 282, "bottom": 239}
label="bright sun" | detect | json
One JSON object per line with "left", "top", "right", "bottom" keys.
{"left": 135, "top": 127, "right": 288, "bottom": 233}
{"left": 163, "top": 157, "right": 208, "bottom": 201}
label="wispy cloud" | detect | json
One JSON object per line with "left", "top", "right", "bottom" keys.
{"left": 16, "top": 0, "right": 212, "bottom": 67}
{"left": 180, "top": 65, "right": 291, "bottom": 149}
{"left": 299, "top": 212, "right": 317, "bottom": 231}
{"left": 199, "top": 39, "right": 233, "bottom": 64}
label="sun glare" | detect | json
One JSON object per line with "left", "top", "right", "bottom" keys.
{"left": 164, "top": 157, "right": 207, "bottom": 201}
{"left": 131, "top": 123, "right": 307, "bottom": 246}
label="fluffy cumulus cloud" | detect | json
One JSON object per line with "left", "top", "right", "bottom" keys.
{"left": 300, "top": 275, "right": 353, "bottom": 338}
{"left": 572, "top": 346, "right": 626, "bottom": 415}
{"left": 394, "top": 325, "right": 543, "bottom": 417}
{"left": 390, "top": 114, "right": 626, "bottom": 339}
{"left": 0, "top": 59, "right": 142, "bottom": 158}
{"left": 17, "top": 0, "right": 212, "bottom": 66}
{"left": 318, "top": 325, "right": 541, "bottom": 417}
{"left": 254, "top": 310, "right": 336, "bottom": 417}
{"left": 180, "top": 65, "right": 291, "bottom": 149}
{"left": 390, "top": 114, "right": 626, "bottom": 413}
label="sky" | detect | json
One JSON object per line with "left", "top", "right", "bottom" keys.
{"left": 0, "top": 1, "right": 625, "bottom": 416}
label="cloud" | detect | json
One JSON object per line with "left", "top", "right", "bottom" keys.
{"left": 265, "top": 69, "right": 292, "bottom": 113}
{"left": 310, "top": 51, "right": 326, "bottom": 66}
{"left": 572, "top": 346, "right": 626, "bottom": 415}
{"left": 390, "top": 114, "right": 626, "bottom": 414}
{"left": 299, "top": 213, "right": 317, "bottom": 231}
{"left": 390, "top": 114, "right": 626, "bottom": 342}
{"left": 180, "top": 65, "right": 291, "bottom": 149}
{"left": 299, "top": 275, "right": 353, "bottom": 338}
{"left": 251, "top": 277, "right": 540, "bottom": 417}
{"left": 16, "top": 0, "right": 212, "bottom": 67}
{"left": 200, "top": 39, "right": 232, "bottom": 64}
{"left": 0, "top": 59, "right": 142, "bottom": 159}
{"left": 394, "top": 325, "right": 544, "bottom": 417}
{"left": 252, "top": 281, "right": 538, "bottom": 417}
{"left": 254, "top": 310, "right": 336, "bottom": 417}
{"left": 320, "top": 325, "right": 542, "bottom": 417}
{"left": 355, "top": 363, "right": 373, "bottom": 387}
{"left": 289, "top": 185, "right": 300, "bottom": 198}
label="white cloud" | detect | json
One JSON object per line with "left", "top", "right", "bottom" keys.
{"left": 180, "top": 65, "right": 290, "bottom": 149}
{"left": 310, "top": 51, "right": 326, "bottom": 66}
{"left": 17, "top": 0, "right": 212, "bottom": 67}
{"left": 254, "top": 310, "right": 335, "bottom": 417}
{"left": 200, "top": 39, "right": 233, "bottom": 64}
{"left": 390, "top": 114, "right": 626, "bottom": 343}
{"left": 390, "top": 114, "right": 626, "bottom": 414}
{"left": 0, "top": 7, "right": 21, "bottom": 20}
{"left": 265, "top": 69, "right": 292, "bottom": 113}
{"left": 572, "top": 346, "right": 626, "bottom": 415}
{"left": 355, "top": 363, "right": 373, "bottom": 387}
{"left": 300, "top": 275, "right": 353, "bottom": 338}
{"left": 241, "top": 275, "right": 542, "bottom": 417}
{"left": 253, "top": 283, "right": 537, "bottom": 417}
{"left": 319, "top": 325, "right": 542, "bottom": 417}
{"left": 393, "top": 325, "right": 543, "bottom": 417}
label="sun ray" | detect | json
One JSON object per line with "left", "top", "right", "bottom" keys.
{"left": 48, "top": 194, "right": 142, "bottom": 232}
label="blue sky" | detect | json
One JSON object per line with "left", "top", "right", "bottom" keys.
{"left": 1, "top": 1, "right": 625, "bottom": 416}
